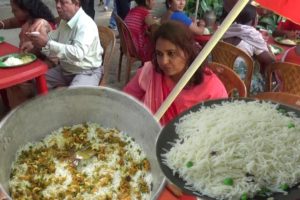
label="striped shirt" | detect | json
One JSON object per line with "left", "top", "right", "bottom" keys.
{"left": 124, "top": 6, "right": 153, "bottom": 62}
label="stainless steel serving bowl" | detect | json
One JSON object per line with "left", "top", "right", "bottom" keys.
{"left": 0, "top": 87, "right": 165, "bottom": 199}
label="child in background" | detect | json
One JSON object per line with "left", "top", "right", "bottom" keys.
{"left": 124, "top": 0, "right": 158, "bottom": 62}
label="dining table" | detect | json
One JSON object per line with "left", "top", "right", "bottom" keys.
{"left": 267, "top": 36, "right": 291, "bottom": 61}
{"left": 0, "top": 41, "right": 48, "bottom": 108}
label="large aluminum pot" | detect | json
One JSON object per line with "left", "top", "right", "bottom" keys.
{"left": 0, "top": 87, "right": 165, "bottom": 199}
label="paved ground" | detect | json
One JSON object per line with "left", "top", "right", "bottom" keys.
{"left": 0, "top": 0, "right": 165, "bottom": 117}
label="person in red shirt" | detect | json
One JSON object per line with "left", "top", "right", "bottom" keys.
{"left": 273, "top": 19, "right": 300, "bottom": 39}
{"left": 0, "top": 0, "right": 56, "bottom": 55}
{"left": 124, "top": 0, "right": 158, "bottom": 62}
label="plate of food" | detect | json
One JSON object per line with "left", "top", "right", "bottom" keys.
{"left": 202, "top": 27, "right": 213, "bottom": 36}
{"left": 0, "top": 53, "right": 37, "bottom": 68}
{"left": 0, "top": 36, "right": 4, "bottom": 43}
{"left": 274, "top": 37, "right": 299, "bottom": 46}
{"left": 156, "top": 98, "right": 300, "bottom": 200}
{"left": 269, "top": 44, "right": 284, "bottom": 55}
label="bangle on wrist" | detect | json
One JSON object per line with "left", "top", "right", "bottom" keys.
{"left": 0, "top": 20, "right": 4, "bottom": 29}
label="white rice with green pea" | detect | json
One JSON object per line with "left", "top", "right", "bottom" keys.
{"left": 163, "top": 100, "right": 300, "bottom": 199}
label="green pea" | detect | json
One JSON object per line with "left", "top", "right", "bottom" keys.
{"left": 241, "top": 193, "right": 247, "bottom": 200}
{"left": 278, "top": 108, "right": 286, "bottom": 114}
{"left": 288, "top": 122, "right": 295, "bottom": 128}
{"left": 280, "top": 183, "right": 289, "bottom": 191}
{"left": 186, "top": 161, "right": 193, "bottom": 168}
{"left": 258, "top": 187, "right": 271, "bottom": 197}
{"left": 223, "top": 178, "right": 234, "bottom": 186}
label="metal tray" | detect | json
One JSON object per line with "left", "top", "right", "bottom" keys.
{"left": 156, "top": 98, "right": 300, "bottom": 200}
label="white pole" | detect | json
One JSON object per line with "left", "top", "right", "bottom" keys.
{"left": 154, "top": 0, "right": 249, "bottom": 120}
{"left": 194, "top": 0, "right": 200, "bottom": 21}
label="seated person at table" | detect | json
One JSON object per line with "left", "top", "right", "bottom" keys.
{"left": 0, "top": 0, "right": 96, "bottom": 30}
{"left": 0, "top": 0, "right": 55, "bottom": 55}
{"left": 273, "top": 19, "right": 300, "bottom": 39}
{"left": 123, "top": 21, "right": 228, "bottom": 126}
{"left": 124, "top": 0, "right": 158, "bottom": 62}
{"left": 161, "top": 0, "right": 205, "bottom": 35}
{"left": 282, "top": 44, "right": 300, "bottom": 65}
{"left": 29, "top": 0, "right": 103, "bottom": 88}
{"left": 223, "top": 4, "right": 274, "bottom": 94}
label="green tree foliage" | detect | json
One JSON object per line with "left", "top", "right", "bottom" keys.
{"left": 257, "top": 13, "right": 282, "bottom": 33}
{"left": 185, "top": 0, "right": 223, "bottom": 19}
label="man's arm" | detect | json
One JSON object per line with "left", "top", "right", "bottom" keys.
{"left": 47, "top": 24, "right": 96, "bottom": 62}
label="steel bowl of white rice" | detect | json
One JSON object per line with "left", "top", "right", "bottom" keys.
{"left": 0, "top": 87, "right": 165, "bottom": 200}
{"left": 156, "top": 98, "right": 300, "bottom": 200}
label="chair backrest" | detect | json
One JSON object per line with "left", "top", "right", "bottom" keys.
{"left": 113, "top": 12, "right": 140, "bottom": 59}
{"left": 98, "top": 25, "right": 116, "bottom": 85}
{"left": 211, "top": 41, "right": 254, "bottom": 94}
{"left": 254, "top": 92, "right": 300, "bottom": 109}
{"left": 208, "top": 62, "right": 247, "bottom": 97}
{"left": 266, "top": 62, "right": 300, "bottom": 95}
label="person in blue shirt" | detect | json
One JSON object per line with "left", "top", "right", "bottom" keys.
{"left": 161, "top": 0, "right": 205, "bottom": 35}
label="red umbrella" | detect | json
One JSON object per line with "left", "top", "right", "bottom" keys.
{"left": 255, "top": 0, "right": 300, "bottom": 25}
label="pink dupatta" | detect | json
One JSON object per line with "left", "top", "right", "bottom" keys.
{"left": 136, "top": 62, "right": 228, "bottom": 125}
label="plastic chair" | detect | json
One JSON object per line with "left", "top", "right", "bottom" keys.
{"left": 208, "top": 62, "right": 247, "bottom": 97}
{"left": 211, "top": 41, "right": 254, "bottom": 94}
{"left": 113, "top": 12, "right": 142, "bottom": 84}
{"left": 98, "top": 25, "right": 116, "bottom": 86}
{"left": 265, "top": 62, "right": 300, "bottom": 95}
{"left": 253, "top": 92, "right": 300, "bottom": 109}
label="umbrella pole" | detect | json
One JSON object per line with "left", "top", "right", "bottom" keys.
{"left": 194, "top": 0, "right": 199, "bottom": 21}
{"left": 154, "top": 0, "right": 249, "bottom": 121}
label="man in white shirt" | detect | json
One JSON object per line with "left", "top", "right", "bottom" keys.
{"left": 29, "top": 0, "right": 103, "bottom": 88}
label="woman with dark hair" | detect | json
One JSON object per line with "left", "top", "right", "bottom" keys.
{"left": 124, "top": 21, "right": 227, "bottom": 125}
{"left": 4, "top": 0, "right": 55, "bottom": 54}
{"left": 0, "top": 0, "right": 56, "bottom": 106}
{"left": 161, "top": 0, "right": 206, "bottom": 35}
{"left": 124, "top": 0, "right": 158, "bottom": 62}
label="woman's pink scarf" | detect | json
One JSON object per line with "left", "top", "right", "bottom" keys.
{"left": 138, "top": 62, "right": 228, "bottom": 125}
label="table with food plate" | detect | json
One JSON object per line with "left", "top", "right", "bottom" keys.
{"left": 0, "top": 40, "right": 48, "bottom": 108}
{"left": 267, "top": 36, "right": 294, "bottom": 61}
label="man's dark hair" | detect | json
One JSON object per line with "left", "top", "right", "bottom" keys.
{"left": 235, "top": 4, "right": 257, "bottom": 25}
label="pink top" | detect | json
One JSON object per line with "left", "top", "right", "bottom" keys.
{"left": 19, "top": 18, "right": 53, "bottom": 54}
{"left": 124, "top": 6, "right": 153, "bottom": 62}
{"left": 123, "top": 62, "right": 228, "bottom": 125}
